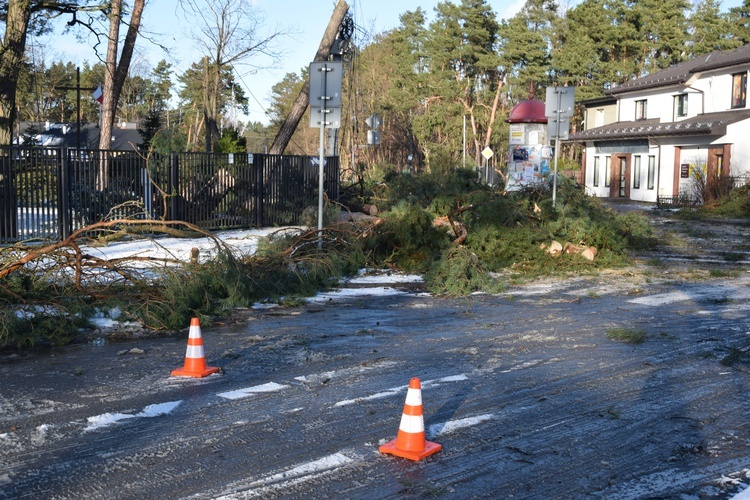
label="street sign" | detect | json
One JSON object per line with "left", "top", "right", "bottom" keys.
{"left": 365, "top": 113, "right": 382, "bottom": 131}
{"left": 309, "top": 106, "right": 342, "bottom": 128}
{"left": 309, "top": 61, "right": 343, "bottom": 129}
{"left": 547, "top": 117, "right": 570, "bottom": 140}
{"left": 367, "top": 130, "right": 381, "bottom": 145}
{"left": 545, "top": 86, "right": 575, "bottom": 118}
{"left": 309, "top": 62, "right": 343, "bottom": 108}
{"left": 481, "top": 147, "right": 494, "bottom": 160}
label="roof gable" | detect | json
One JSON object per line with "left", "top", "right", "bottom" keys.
{"left": 607, "top": 44, "right": 750, "bottom": 96}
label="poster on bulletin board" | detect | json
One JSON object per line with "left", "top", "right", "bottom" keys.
{"left": 509, "top": 125, "right": 525, "bottom": 145}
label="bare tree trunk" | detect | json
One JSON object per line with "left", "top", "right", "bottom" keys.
{"left": 97, "top": 0, "right": 145, "bottom": 188}
{"left": 483, "top": 78, "right": 503, "bottom": 150}
{"left": 97, "top": 0, "right": 122, "bottom": 189}
{"left": 203, "top": 58, "right": 222, "bottom": 152}
{"left": 98, "top": 0, "right": 121, "bottom": 152}
{"left": 268, "top": 0, "right": 349, "bottom": 155}
{"left": 112, "top": 0, "right": 145, "bottom": 114}
{"left": 0, "top": 0, "right": 31, "bottom": 146}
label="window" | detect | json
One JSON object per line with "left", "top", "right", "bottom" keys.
{"left": 647, "top": 155, "right": 656, "bottom": 190}
{"left": 595, "top": 108, "right": 604, "bottom": 127}
{"left": 633, "top": 156, "right": 641, "bottom": 189}
{"left": 674, "top": 94, "right": 688, "bottom": 118}
{"left": 732, "top": 72, "right": 747, "bottom": 108}
{"left": 593, "top": 156, "right": 600, "bottom": 186}
{"left": 635, "top": 99, "right": 647, "bottom": 120}
{"left": 604, "top": 156, "right": 611, "bottom": 187}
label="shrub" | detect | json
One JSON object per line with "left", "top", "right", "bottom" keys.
{"left": 364, "top": 201, "right": 450, "bottom": 271}
{"left": 425, "top": 246, "right": 506, "bottom": 296}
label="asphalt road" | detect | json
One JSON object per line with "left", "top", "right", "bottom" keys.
{"left": 2, "top": 257, "right": 750, "bottom": 499}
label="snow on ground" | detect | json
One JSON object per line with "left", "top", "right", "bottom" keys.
{"left": 81, "top": 227, "right": 300, "bottom": 263}
{"left": 73, "top": 228, "right": 426, "bottom": 326}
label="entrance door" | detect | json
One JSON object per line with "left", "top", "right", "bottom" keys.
{"left": 610, "top": 155, "right": 631, "bottom": 198}
{"left": 706, "top": 146, "right": 728, "bottom": 201}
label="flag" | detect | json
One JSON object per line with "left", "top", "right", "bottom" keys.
{"left": 92, "top": 85, "right": 103, "bottom": 104}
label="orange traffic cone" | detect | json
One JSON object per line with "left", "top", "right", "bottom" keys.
{"left": 379, "top": 377, "right": 442, "bottom": 461}
{"left": 171, "top": 318, "right": 220, "bottom": 378}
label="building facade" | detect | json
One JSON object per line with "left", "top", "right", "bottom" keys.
{"left": 569, "top": 44, "right": 750, "bottom": 203}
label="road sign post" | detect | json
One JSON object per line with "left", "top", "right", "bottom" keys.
{"left": 309, "top": 62, "right": 343, "bottom": 248}
{"left": 545, "top": 87, "right": 575, "bottom": 209}
{"left": 365, "top": 113, "right": 381, "bottom": 145}
{"left": 481, "top": 147, "right": 494, "bottom": 184}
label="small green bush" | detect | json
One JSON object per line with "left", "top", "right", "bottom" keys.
{"left": 606, "top": 327, "right": 647, "bottom": 344}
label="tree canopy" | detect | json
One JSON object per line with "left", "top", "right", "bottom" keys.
{"left": 2, "top": 0, "right": 747, "bottom": 168}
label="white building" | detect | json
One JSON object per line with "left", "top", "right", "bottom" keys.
{"left": 569, "top": 44, "right": 750, "bottom": 203}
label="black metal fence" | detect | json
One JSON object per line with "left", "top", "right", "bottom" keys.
{"left": 0, "top": 147, "right": 339, "bottom": 244}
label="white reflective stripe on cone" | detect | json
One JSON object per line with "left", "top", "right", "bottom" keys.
{"left": 188, "top": 326, "right": 202, "bottom": 339}
{"left": 404, "top": 388, "right": 422, "bottom": 407}
{"left": 185, "top": 344, "right": 206, "bottom": 358}
{"left": 398, "top": 413, "right": 425, "bottom": 433}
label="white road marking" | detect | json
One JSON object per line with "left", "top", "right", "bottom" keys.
{"left": 294, "top": 360, "right": 397, "bottom": 383}
{"left": 217, "top": 382, "right": 289, "bottom": 400}
{"left": 84, "top": 400, "right": 182, "bottom": 432}
{"left": 334, "top": 374, "right": 468, "bottom": 407}
{"left": 427, "top": 413, "right": 494, "bottom": 437}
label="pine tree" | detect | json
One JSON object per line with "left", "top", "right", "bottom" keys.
{"left": 632, "top": 0, "right": 691, "bottom": 74}
{"left": 690, "top": 0, "right": 742, "bottom": 55}
{"left": 729, "top": 0, "right": 750, "bottom": 44}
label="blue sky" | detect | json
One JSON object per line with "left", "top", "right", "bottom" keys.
{"left": 36, "top": 0, "right": 744, "bottom": 125}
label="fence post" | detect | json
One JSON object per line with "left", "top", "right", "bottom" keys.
{"left": 0, "top": 152, "right": 18, "bottom": 243}
{"left": 59, "top": 148, "right": 71, "bottom": 239}
{"left": 168, "top": 153, "right": 179, "bottom": 221}
{"left": 254, "top": 154, "right": 264, "bottom": 227}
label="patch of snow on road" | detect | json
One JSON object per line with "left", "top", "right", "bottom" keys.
{"left": 630, "top": 285, "right": 750, "bottom": 307}
{"left": 629, "top": 291, "right": 697, "bottom": 306}
{"left": 428, "top": 414, "right": 494, "bottom": 437}
{"left": 309, "top": 287, "right": 411, "bottom": 302}
{"left": 217, "top": 382, "right": 288, "bottom": 400}
{"left": 346, "top": 270, "right": 423, "bottom": 285}
{"left": 84, "top": 400, "right": 182, "bottom": 432}
{"left": 503, "top": 283, "right": 558, "bottom": 296}
{"left": 501, "top": 360, "right": 545, "bottom": 373}
{"left": 215, "top": 452, "right": 356, "bottom": 498}
{"left": 31, "top": 424, "right": 49, "bottom": 445}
